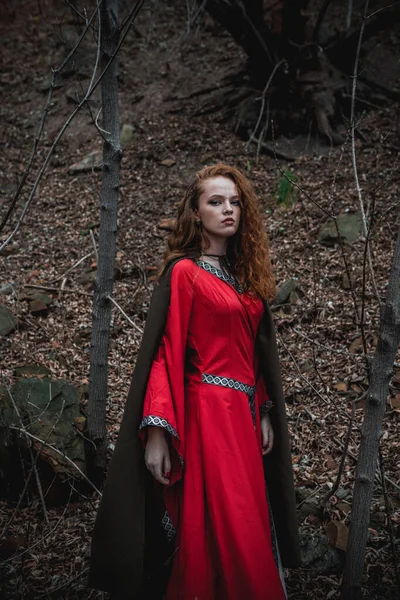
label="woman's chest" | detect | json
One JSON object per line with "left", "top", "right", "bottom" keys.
{"left": 189, "top": 268, "right": 264, "bottom": 341}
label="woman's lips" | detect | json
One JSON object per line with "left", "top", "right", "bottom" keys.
{"left": 221, "top": 219, "right": 235, "bottom": 224}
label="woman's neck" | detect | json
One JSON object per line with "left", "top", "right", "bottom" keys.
{"left": 202, "top": 237, "right": 227, "bottom": 257}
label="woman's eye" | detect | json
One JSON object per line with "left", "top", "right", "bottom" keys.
{"left": 232, "top": 201, "right": 240, "bottom": 206}
{"left": 209, "top": 200, "right": 220, "bottom": 205}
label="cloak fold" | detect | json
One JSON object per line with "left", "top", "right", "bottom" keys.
{"left": 88, "top": 258, "right": 300, "bottom": 598}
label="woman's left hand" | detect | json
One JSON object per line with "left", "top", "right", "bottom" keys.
{"left": 260, "top": 414, "right": 274, "bottom": 455}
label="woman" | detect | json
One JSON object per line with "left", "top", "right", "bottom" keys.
{"left": 89, "top": 164, "right": 300, "bottom": 599}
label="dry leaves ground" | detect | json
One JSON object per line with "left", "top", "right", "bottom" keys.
{"left": 0, "top": 1, "right": 399, "bottom": 599}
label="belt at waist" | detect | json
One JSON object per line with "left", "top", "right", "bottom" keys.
{"left": 202, "top": 372, "right": 256, "bottom": 428}
{"left": 201, "top": 373, "right": 256, "bottom": 395}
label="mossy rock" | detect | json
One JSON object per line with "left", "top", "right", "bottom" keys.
{"left": 318, "top": 211, "right": 364, "bottom": 246}
{"left": 0, "top": 305, "right": 18, "bottom": 336}
{"left": 0, "top": 378, "right": 85, "bottom": 477}
{"left": 14, "top": 364, "right": 51, "bottom": 378}
{"left": 275, "top": 279, "right": 298, "bottom": 305}
{"left": 20, "top": 291, "right": 53, "bottom": 306}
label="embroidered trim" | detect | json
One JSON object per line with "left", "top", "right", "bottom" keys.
{"left": 139, "top": 415, "right": 185, "bottom": 470}
{"left": 260, "top": 399, "right": 274, "bottom": 418}
{"left": 161, "top": 510, "right": 176, "bottom": 540}
{"left": 202, "top": 373, "right": 256, "bottom": 427}
{"left": 202, "top": 373, "right": 255, "bottom": 395}
{"left": 195, "top": 260, "right": 243, "bottom": 294}
{"left": 265, "top": 482, "right": 287, "bottom": 597}
{"left": 139, "top": 415, "right": 179, "bottom": 439}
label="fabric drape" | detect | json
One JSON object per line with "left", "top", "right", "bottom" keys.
{"left": 88, "top": 257, "right": 300, "bottom": 599}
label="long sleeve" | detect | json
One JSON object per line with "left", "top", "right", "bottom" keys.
{"left": 139, "top": 259, "right": 194, "bottom": 483}
{"left": 257, "top": 373, "right": 274, "bottom": 418}
{"left": 255, "top": 349, "right": 274, "bottom": 419}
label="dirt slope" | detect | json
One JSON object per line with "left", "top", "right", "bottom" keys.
{"left": 0, "top": 1, "right": 399, "bottom": 598}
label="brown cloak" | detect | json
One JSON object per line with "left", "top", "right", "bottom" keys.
{"left": 88, "top": 258, "right": 300, "bottom": 598}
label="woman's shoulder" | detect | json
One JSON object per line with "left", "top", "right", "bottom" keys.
{"left": 164, "top": 258, "right": 198, "bottom": 288}
{"left": 170, "top": 257, "right": 197, "bottom": 276}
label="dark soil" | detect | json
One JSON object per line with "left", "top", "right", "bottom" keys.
{"left": 0, "top": 1, "right": 399, "bottom": 599}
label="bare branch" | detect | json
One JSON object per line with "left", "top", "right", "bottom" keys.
{"left": 349, "top": 0, "right": 383, "bottom": 309}
{"left": 52, "top": 252, "right": 94, "bottom": 283}
{"left": 0, "top": 3, "right": 100, "bottom": 235}
{"left": 366, "top": 2, "right": 400, "bottom": 19}
{"left": 245, "top": 59, "right": 285, "bottom": 150}
{"left": 9, "top": 426, "right": 102, "bottom": 496}
{"left": 323, "top": 400, "right": 356, "bottom": 505}
{"left": 23, "top": 283, "right": 93, "bottom": 297}
{"left": 0, "top": 0, "right": 147, "bottom": 253}
{"left": 90, "top": 230, "right": 99, "bottom": 264}
{"left": 107, "top": 294, "right": 143, "bottom": 334}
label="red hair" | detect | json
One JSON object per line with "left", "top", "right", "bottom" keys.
{"left": 160, "top": 164, "right": 276, "bottom": 300}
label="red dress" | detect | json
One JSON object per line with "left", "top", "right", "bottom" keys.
{"left": 140, "top": 259, "right": 286, "bottom": 600}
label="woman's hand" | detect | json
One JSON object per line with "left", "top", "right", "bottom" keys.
{"left": 144, "top": 426, "right": 171, "bottom": 485}
{"left": 260, "top": 414, "right": 274, "bottom": 455}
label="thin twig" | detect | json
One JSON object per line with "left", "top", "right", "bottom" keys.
{"left": 0, "top": 5, "right": 100, "bottom": 235}
{"left": 185, "top": 0, "right": 207, "bottom": 34}
{"left": 349, "top": 0, "right": 382, "bottom": 309}
{"left": 276, "top": 329, "right": 354, "bottom": 425}
{"left": 365, "top": 2, "right": 400, "bottom": 18}
{"left": 23, "top": 284, "right": 93, "bottom": 297}
{"left": 297, "top": 484, "right": 324, "bottom": 509}
{"left": 90, "top": 229, "right": 99, "bottom": 264}
{"left": 0, "top": 381, "right": 67, "bottom": 537}
{"left": 52, "top": 252, "right": 94, "bottom": 283}
{"left": 245, "top": 59, "right": 285, "bottom": 149}
{"left": 331, "top": 437, "right": 400, "bottom": 492}
{"left": 35, "top": 566, "right": 89, "bottom": 599}
{"left": 79, "top": 0, "right": 108, "bottom": 142}
{"left": 1, "top": 485, "right": 73, "bottom": 564}
{"left": 63, "top": 0, "right": 97, "bottom": 31}
{"left": 0, "top": 0, "right": 147, "bottom": 253}
{"left": 292, "top": 327, "right": 368, "bottom": 362}
{"left": 313, "top": 0, "right": 334, "bottom": 42}
{"left": 232, "top": 0, "right": 274, "bottom": 65}
{"left": 310, "top": 252, "right": 330, "bottom": 397}
{"left": 107, "top": 294, "right": 143, "bottom": 334}
{"left": 32, "top": 452, "right": 50, "bottom": 525}
{"left": 324, "top": 400, "right": 356, "bottom": 505}
{"left": 9, "top": 427, "right": 102, "bottom": 496}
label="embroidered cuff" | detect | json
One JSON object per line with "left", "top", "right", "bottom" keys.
{"left": 260, "top": 400, "right": 274, "bottom": 419}
{"left": 139, "top": 415, "right": 179, "bottom": 439}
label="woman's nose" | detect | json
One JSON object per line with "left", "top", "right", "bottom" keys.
{"left": 223, "top": 203, "right": 233, "bottom": 213}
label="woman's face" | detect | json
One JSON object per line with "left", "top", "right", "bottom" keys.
{"left": 195, "top": 176, "right": 241, "bottom": 240}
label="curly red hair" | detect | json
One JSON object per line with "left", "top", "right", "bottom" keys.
{"left": 160, "top": 164, "right": 276, "bottom": 300}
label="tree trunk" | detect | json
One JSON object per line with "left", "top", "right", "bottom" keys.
{"left": 87, "top": 0, "right": 121, "bottom": 468}
{"left": 281, "top": 0, "right": 310, "bottom": 57}
{"left": 341, "top": 228, "right": 400, "bottom": 600}
{"left": 205, "top": 0, "right": 276, "bottom": 79}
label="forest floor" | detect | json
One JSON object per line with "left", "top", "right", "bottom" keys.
{"left": 0, "top": 1, "right": 399, "bottom": 599}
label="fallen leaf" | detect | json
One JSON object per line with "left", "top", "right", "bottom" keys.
{"left": 326, "top": 456, "right": 337, "bottom": 471}
{"left": 160, "top": 158, "right": 176, "bottom": 167}
{"left": 334, "top": 382, "right": 348, "bottom": 393}
{"left": 325, "top": 520, "right": 349, "bottom": 551}
{"left": 349, "top": 336, "right": 363, "bottom": 353}
{"left": 390, "top": 394, "right": 400, "bottom": 409}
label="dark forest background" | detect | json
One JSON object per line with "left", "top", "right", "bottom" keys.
{"left": 0, "top": 1, "right": 399, "bottom": 599}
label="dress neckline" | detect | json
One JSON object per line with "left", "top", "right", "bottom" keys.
{"left": 194, "top": 259, "right": 244, "bottom": 295}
